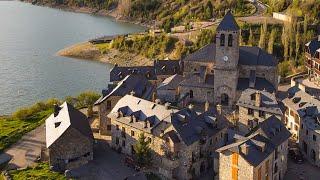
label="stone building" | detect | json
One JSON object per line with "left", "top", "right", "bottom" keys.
{"left": 282, "top": 85, "right": 320, "bottom": 139}
{"left": 217, "top": 116, "right": 291, "bottom": 180}
{"left": 157, "top": 74, "right": 185, "bottom": 104}
{"left": 305, "top": 35, "right": 320, "bottom": 82}
{"left": 95, "top": 74, "right": 155, "bottom": 136}
{"left": 45, "top": 102, "right": 94, "bottom": 171}
{"left": 236, "top": 89, "right": 282, "bottom": 134}
{"left": 181, "top": 11, "right": 278, "bottom": 107}
{"left": 299, "top": 109, "right": 320, "bottom": 167}
{"left": 107, "top": 95, "right": 229, "bottom": 179}
{"left": 109, "top": 59, "right": 181, "bottom": 86}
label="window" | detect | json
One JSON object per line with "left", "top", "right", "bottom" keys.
{"left": 116, "top": 125, "right": 119, "bottom": 130}
{"left": 190, "top": 90, "right": 194, "bottom": 99}
{"left": 274, "top": 163, "right": 278, "bottom": 174}
{"left": 306, "top": 129, "right": 309, "bottom": 135}
{"left": 220, "top": 34, "right": 225, "bottom": 46}
{"left": 122, "top": 140, "right": 126, "bottom": 147}
{"left": 248, "top": 108, "right": 254, "bottom": 115}
{"left": 131, "top": 130, "right": 135, "bottom": 137}
{"left": 115, "top": 137, "right": 119, "bottom": 145}
{"left": 228, "top": 34, "right": 233, "bottom": 47}
{"left": 121, "top": 127, "right": 126, "bottom": 138}
{"left": 294, "top": 125, "right": 298, "bottom": 131}
{"left": 301, "top": 123, "right": 304, "bottom": 129}
{"left": 107, "top": 125, "right": 111, "bottom": 131}
{"left": 106, "top": 100, "right": 112, "bottom": 109}
{"left": 259, "top": 110, "right": 266, "bottom": 118}
{"left": 313, "top": 135, "right": 317, "bottom": 141}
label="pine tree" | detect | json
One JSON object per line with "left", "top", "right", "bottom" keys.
{"left": 258, "top": 26, "right": 265, "bottom": 49}
{"left": 248, "top": 28, "right": 254, "bottom": 46}
{"left": 295, "top": 24, "right": 301, "bottom": 61}
{"left": 134, "top": 133, "right": 152, "bottom": 166}
{"left": 268, "top": 28, "right": 276, "bottom": 54}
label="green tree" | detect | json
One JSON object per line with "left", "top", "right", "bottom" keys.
{"left": 295, "top": 24, "right": 301, "bottom": 61}
{"left": 76, "top": 91, "right": 100, "bottom": 108}
{"left": 258, "top": 26, "right": 265, "bottom": 49}
{"left": 134, "top": 133, "right": 152, "bottom": 166}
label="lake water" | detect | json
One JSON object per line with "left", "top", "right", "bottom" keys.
{"left": 0, "top": 1, "right": 145, "bottom": 115}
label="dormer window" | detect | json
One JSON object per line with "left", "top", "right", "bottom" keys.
{"left": 228, "top": 34, "right": 233, "bottom": 47}
{"left": 54, "top": 122, "right": 61, "bottom": 128}
{"left": 220, "top": 34, "right": 225, "bottom": 46}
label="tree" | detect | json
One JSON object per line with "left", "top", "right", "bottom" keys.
{"left": 258, "top": 26, "right": 265, "bottom": 49}
{"left": 267, "top": 28, "right": 276, "bottom": 54}
{"left": 295, "top": 24, "right": 301, "bottom": 61}
{"left": 239, "top": 29, "right": 244, "bottom": 46}
{"left": 134, "top": 133, "right": 152, "bottom": 166}
{"left": 248, "top": 28, "right": 254, "bottom": 46}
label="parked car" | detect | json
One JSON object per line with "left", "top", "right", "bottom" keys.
{"left": 124, "top": 156, "right": 141, "bottom": 171}
{"left": 289, "top": 148, "right": 304, "bottom": 164}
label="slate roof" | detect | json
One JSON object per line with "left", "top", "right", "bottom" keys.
{"left": 217, "top": 11, "right": 239, "bottom": 31}
{"left": 237, "top": 88, "right": 282, "bottom": 115}
{"left": 305, "top": 38, "right": 320, "bottom": 57}
{"left": 217, "top": 116, "right": 290, "bottom": 167}
{"left": 110, "top": 65, "right": 156, "bottom": 82}
{"left": 95, "top": 74, "right": 155, "bottom": 105}
{"left": 179, "top": 73, "right": 214, "bottom": 89}
{"left": 107, "top": 95, "right": 178, "bottom": 132}
{"left": 46, "top": 102, "right": 93, "bottom": 148}
{"left": 239, "top": 46, "right": 278, "bottom": 66}
{"left": 157, "top": 74, "right": 185, "bottom": 90}
{"left": 183, "top": 43, "right": 216, "bottom": 62}
{"left": 171, "top": 107, "right": 228, "bottom": 146}
{"left": 154, "top": 60, "right": 182, "bottom": 75}
{"left": 183, "top": 44, "right": 277, "bottom": 67}
{"left": 282, "top": 86, "right": 320, "bottom": 117}
{"left": 237, "top": 77, "right": 275, "bottom": 93}
{"left": 254, "top": 116, "right": 292, "bottom": 147}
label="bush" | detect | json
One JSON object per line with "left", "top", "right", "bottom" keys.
{"left": 75, "top": 91, "right": 100, "bottom": 108}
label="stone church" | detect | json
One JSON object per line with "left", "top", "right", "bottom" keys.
{"left": 180, "top": 11, "right": 278, "bottom": 108}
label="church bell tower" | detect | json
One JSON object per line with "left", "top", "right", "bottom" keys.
{"left": 213, "top": 11, "right": 240, "bottom": 107}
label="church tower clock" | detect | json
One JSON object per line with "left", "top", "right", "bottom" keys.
{"left": 213, "top": 11, "right": 240, "bottom": 107}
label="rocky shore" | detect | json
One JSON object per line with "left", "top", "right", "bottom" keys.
{"left": 57, "top": 42, "right": 153, "bottom": 66}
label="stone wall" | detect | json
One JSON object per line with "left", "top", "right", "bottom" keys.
{"left": 299, "top": 121, "right": 320, "bottom": 167}
{"left": 110, "top": 116, "right": 228, "bottom": 180}
{"left": 214, "top": 69, "right": 239, "bottom": 106}
{"left": 98, "top": 96, "right": 122, "bottom": 136}
{"left": 239, "top": 65, "right": 278, "bottom": 90}
{"left": 49, "top": 128, "right": 93, "bottom": 171}
{"left": 183, "top": 61, "right": 214, "bottom": 76}
{"left": 179, "top": 86, "right": 214, "bottom": 104}
{"left": 273, "top": 140, "right": 289, "bottom": 180}
{"left": 238, "top": 106, "right": 282, "bottom": 134}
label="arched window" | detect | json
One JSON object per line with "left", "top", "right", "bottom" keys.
{"left": 221, "top": 93, "right": 229, "bottom": 106}
{"left": 228, "top": 34, "right": 233, "bottom": 47}
{"left": 189, "top": 90, "right": 194, "bottom": 99}
{"left": 220, "top": 34, "right": 225, "bottom": 46}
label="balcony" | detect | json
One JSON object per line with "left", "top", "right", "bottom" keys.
{"left": 305, "top": 62, "right": 312, "bottom": 69}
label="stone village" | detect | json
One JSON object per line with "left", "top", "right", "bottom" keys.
{"left": 44, "top": 11, "right": 320, "bottom": 180}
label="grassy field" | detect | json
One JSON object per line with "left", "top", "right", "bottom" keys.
{"left": 8, "top": 163, "right": 65, "bottom": 180}
{"left": 0, "top": 110, "right": 52, "bottom": 152}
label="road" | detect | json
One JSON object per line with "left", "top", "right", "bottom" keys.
{"left": 5, "top": 124, "right": 46, "bottom": 170}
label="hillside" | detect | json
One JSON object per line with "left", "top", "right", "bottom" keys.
{"left": 26, "top": 0, "right": 256, "bottom": 27}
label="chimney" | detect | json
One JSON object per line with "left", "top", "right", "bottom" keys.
{"left": 165, "top": 102, "right": 171, "bottom": 110}
{"left": 255, "top": 91, "right": 261, "bottom": 107}
{"left": 318, "top": 35, "right": 320, "bottom": 42}
{"left": 216, "top": 104, "right": 222, "bottom": 115}
{"left": 205, "top": 101, "right": 210, "bottom": 112}
{"left": 241, "top": 144, "right": 249, "bottom": 155}
{"left": 152, "top": 92, "right": 157, "bottom": 102}
{"left": 54, "top": 104, "right": 61, "bottom": 117}
{"left": 130, "top": 91, "right": 136, "bottom": 96}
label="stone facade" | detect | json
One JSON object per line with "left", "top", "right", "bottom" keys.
{"left": 48, "top": 128, "right": 93, "bottom": 171}
{"left": 299, "top": 117, "right": 320, "bottom": 167}
{"left": 98, "top": 96, "right": 122, "bottom": 136}
{"left": 108, "top": 95, "right": 229, "bottom": 179}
